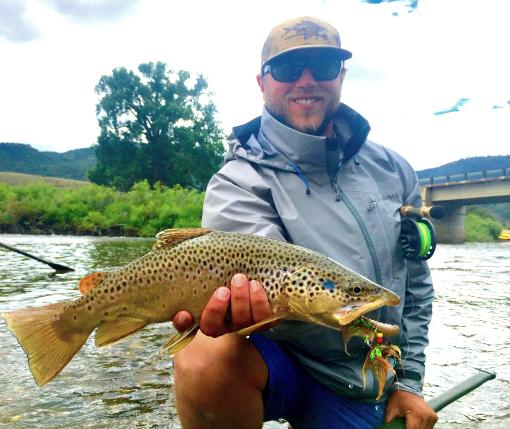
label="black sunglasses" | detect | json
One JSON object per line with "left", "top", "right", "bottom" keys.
{"left": 262, "top": 57, "right": 344, "bottom": 83}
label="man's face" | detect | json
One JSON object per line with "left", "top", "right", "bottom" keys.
{"left": 257, "top": 51, "right": 346, "bottom": 134}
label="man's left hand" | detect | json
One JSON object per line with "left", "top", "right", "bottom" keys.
{"left": 384, "top": 390, "right": 438, "bottom": 429}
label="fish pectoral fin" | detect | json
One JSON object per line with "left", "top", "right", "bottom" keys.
{"left": 235, "top": 312, "right": 287, "bottom": 337}
{"left": 95, "top": 317, "right": 148, "bottom": 347}
{"left": 78, "top": 272, "right": 108, "bottom": 294}
{"left": 153, "top": 228, "right": 212, "bottom": 250}
{"left": 162, "top": 322, "right": 200, "bottom": 356}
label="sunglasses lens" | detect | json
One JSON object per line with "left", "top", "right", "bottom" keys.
{"left": 270, "top": 63, "right": 305, "bottom": 82}
{"left": 312, "top": 61, "right": 343, "bottom": 81}
{"left": 268, "top": 59, "right": 343, "bottom": 83}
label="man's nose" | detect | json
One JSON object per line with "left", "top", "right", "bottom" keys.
{"left": 295, "top": 68, "right": 318, "bottom": 86}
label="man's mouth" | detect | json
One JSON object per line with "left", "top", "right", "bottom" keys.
{"left": 292, "top": 97, "right": 321, "bottom": 105}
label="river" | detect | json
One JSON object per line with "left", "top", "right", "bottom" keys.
{"left": 0, "top": 235, "right": 508, "bottom": 428}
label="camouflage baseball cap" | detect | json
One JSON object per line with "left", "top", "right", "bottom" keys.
{"left": 261, "top": 16, "right": 352, "bottom": 66}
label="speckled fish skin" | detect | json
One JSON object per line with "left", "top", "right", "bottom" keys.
{"left": 1, "top": 228, "right": 400, "bottom": 386}
{"left": 74, "top": 228, "right": 399, "bottom": 328}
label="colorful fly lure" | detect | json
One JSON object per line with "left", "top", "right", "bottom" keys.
{"left": 340, "top": 316, "right": 402, "bottom": 400}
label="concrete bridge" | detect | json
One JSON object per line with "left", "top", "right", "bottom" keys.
{"left": 419, "top": 168, "right": 510, "bottom": 243}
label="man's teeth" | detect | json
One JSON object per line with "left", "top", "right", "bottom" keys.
{"left": 294, "top": 98, "right": 318, "bottom": 104}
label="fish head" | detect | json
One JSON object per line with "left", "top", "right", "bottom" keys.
{"left": 283, "top": 263, "right": 400, "bottom": 329}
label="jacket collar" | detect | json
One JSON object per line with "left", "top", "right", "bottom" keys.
{"left": 230, "top": 103, "right": 371, "bottom": 171}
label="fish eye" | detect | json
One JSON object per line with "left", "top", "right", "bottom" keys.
{"left": 352, "top": 286, "right": 363, "bottom": 295}
{"left": 323, "top": 279, "right": 336, "bottom": 290}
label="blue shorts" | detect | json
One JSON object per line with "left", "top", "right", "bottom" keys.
{"left": 250, "top": 334, "right": 386, "bottom": 429}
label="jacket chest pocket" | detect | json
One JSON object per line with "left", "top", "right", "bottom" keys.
{"left": 342, "top": 189, "right": 405, "bottom": 287}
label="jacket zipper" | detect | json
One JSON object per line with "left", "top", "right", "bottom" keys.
{"left": 331, "top": 177, "right": 383, "bottom": 286}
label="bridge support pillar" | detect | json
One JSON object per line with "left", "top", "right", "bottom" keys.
{"left": 432, "top": 204, "right": 465, "bottom": 244}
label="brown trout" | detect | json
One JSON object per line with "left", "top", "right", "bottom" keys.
{"left": 2, "top": 228, "right": 400, "bottom": 386}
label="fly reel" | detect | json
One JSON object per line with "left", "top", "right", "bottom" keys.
{"left": 399, "top": 205, "right": 443, "bottom": 261}
{"left": 400, "top": 217, "right": 436, "bottom": 260}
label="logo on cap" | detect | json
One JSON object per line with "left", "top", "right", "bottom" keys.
{"left": 282, "top": 20, "right": 329, "bottom": 42}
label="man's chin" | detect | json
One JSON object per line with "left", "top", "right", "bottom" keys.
{"left": 266, "top": 108, "right": 328, "bottom": 135}
{"left": 290, "top": 118, "right": 328, "bottom": 135}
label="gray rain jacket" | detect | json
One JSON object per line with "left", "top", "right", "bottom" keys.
{"left": 202, "top": 104, "right": 434, "bottom": 401}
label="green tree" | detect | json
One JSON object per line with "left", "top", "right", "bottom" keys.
{"left": 89, "top": 62, "right": 225, "bottom": 191}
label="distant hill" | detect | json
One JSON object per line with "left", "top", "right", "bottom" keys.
{"left": 417, "top": 155, "right": 510, "bottom": 179}
{"left": 0, "top": 143, "right": 96, "bottom": 180}
{"left": 1, "top": 143, "right": 509, "bottom": 183}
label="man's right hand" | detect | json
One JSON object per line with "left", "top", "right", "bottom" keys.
{"left": 172, "top": 273, "right": 273, "bottom": 337}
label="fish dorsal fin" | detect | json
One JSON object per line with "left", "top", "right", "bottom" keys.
{"left": 153, "top": 228, "right": 211, "bottom": 250}
{"left": 78, "top": 272, "right": 108, "bottom": 294}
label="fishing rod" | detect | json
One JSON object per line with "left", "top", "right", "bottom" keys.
{"left": 378, "top": 369, "right": 496, "bottom": 428}
{"left": 0, "top": 242, "right": 74, "bottom": 273}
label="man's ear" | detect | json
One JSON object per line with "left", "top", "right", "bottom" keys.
{"left": 339, "top": 66, "right": 348, "bottom": 82}
{"left": 256, "top": 74, "right": 265, "bottom": 93}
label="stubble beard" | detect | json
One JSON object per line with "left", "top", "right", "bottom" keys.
{"left": 265, "top": 93, "right": 340, "bottom": 135}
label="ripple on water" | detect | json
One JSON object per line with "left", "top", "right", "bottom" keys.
{"left": 0, "top": 238, "right": 508, "bottom": 428}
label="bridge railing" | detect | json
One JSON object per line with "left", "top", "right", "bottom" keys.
{"left": 419, "top": 168, "right": 510, "bottom": 186}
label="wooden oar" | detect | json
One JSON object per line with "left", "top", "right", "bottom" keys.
{"left": 378, "top": 370, "right": 496, "bottom": 428}
{"left": 0, "top": 242, "right": 74, "bottom": 273}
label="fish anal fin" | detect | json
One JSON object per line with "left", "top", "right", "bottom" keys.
{"left": 153, "top": 228, "right": 211, "bottom": 250}
{"left": 235, "top": 312, "right": 287, "bottom": 337}
{"left": 162, "top": 323, "right": 200, "bottom": 356}
{"left": 95, "top": 317, "right": 147, "bottom": 347}
{"left": 79, "top": 272, "right": 108, "bottom": 295}
{"left": 1, "top": 302, "right": 92, "bottom": 385}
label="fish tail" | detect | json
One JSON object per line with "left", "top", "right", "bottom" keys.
{"left": 2, "top": 302, "right": 92, "bottom": 386}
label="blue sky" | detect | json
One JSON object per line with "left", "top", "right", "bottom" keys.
{"left": 0, "top": 0, "right": 508, "bottom": 170}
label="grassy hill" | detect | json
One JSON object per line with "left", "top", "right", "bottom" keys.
{"left": 0, "top": 143, "right": 95, "bottom": 180}
{"left": 0, "top": 172, "right": 88, "bottom": 187}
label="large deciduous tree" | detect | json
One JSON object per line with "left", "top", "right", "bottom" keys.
{"left": 89, "top": 62, "right": 225, "bottom": 191}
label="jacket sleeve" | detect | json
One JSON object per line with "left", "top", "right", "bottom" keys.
{"left": 389, "top": 170, "right": 435, "bottom": 397}
{"left": 201, "top": 161, "right": 286, "bottom": 241}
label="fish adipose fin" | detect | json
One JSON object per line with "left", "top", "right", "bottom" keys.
{"left": 163, "top": 322, "right": 200, "bottom": 356}
{"left": 95, "top": 317, "right": 148, "bottom": 347}
{"left": 78, "top": 272, "right": 108, "bottom": 294}
{"left": 1, "top": 302, "right": 92, "bottom": 386}
{"left": 235, "top": 312, "right": 287, "bottom": 337}
{"left": 153, "top": 228, "right": 212, "bottom": 250}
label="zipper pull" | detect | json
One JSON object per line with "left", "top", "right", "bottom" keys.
{"left": 330, "top": 178, "right": 342, "bottom": 202}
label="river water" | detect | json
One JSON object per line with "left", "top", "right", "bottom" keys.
{"left": 0, "top": 235, "right": 508, "bottom": 428}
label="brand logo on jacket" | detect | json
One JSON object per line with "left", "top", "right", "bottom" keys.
{"left": 382, "top": 193, "right": 400, "bottom": 201}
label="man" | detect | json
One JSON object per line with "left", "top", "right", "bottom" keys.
{"left": 172, "top": 16, "right": 438, "bottom": 429}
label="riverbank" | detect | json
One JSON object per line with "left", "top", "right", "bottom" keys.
{"left": 0, "top": 179, "right": 506, "bottom": 241}
{"left": 0, "top": 180, "right": 202, "bottom": 238}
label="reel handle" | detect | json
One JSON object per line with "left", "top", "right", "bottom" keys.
{"left": 400, "top": 205, "right": 445, "bottom": 219}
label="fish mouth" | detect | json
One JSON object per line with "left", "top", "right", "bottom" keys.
{"left": 333, "top": 291, "right": 400, "bottom": 326}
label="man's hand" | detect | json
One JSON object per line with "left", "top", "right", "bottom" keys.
{"left": 385, "top": 390, "right": 438, "bottom": 429}
{"left": 172, "top": 273, "right": 273, "bottom": 337}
